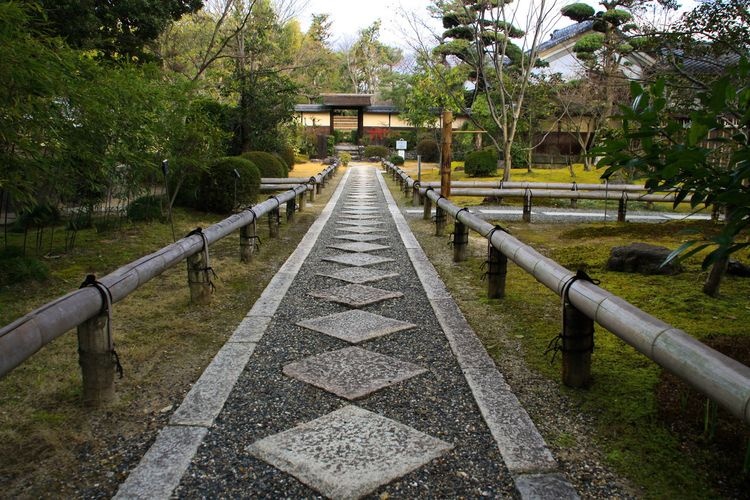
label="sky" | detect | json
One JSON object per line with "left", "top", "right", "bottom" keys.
{"left": 296, "top": 0, "right": 698, "bottom": 51}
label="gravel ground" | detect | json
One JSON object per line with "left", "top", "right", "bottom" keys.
{"left": 175, "top": 167, "right": 514, "bottom": 498}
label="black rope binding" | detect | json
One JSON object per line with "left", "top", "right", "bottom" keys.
{"left": 544, "top": 270, "right": 600, "bottom": 363}
{"left": 79, "top": 274, "right": 123, "bottom": 378}
{"left": 481, "top": 225, "right": 509, "bottom": 280}
{"left": 186, "top": 227, "right": 218, "bottom": 292}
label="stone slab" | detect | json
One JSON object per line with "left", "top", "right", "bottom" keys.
{"left": 333, "top": 233, "right": 388, "bottom": 243}
{"left": 283, "top": 346, "right": 427, "bottom": 399}
{"left": 229, "top": 315, "right": 272, "bottom": 343}
{"left": 296, "top": 309, "right": 416, "bottom": 343}
{"left": 337, "top": 226, "right": 386, "bottom": 234}
{"left": 514, "top": 473, "right": 581, "bottom": 500}
{"left": 322, "top": 253, "right": 393, "bottom": 266}
{"left": 114, "top": 426, "right": 208, "bottom": 500}
{"left": 246, "top": 405, "right": 453, "bottom": 500}
{"left": 316, "top": 267, "right": 400, "bottom": 284}
{"left": 326, "top": 241, "right": 391, "bottom": 253}
{"left": 337, "top": 220, "right": 385, "bottom": 226}
{"left": 309, "top": 283, "right": 403, "bottom": 307}
{"left": 336, "top": 214, "right": 380, "bottom": 220}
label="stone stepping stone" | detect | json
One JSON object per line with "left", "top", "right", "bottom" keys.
{"left": 343, "top": 206, "right": 378, "bottom": 211}
{"left": 336, "top": 214, "right": 380, "bottom": 221}
{"left": 337, "top": 226, "right": 385, "bottom": 234}
{"left": 327, "top": 241, "right": 390, "bottom": 253}
{"left": 333, "top": 233, "right": 387, "bottom": 243}
{"left": 247, "top": 405, "right": 452, "bottom": 500}
{"left": 317, "top": 267, "right": 398, "bottom": 284}
{"left": 343, "top": 210, "right": 380, "bottom": 215}
{"left": 337, "top": 220, "right": 385, "bottom": 226}
{"left": 297, "top": 310, "right": 416, "bottom": 343}
{"left": 322, "top": 253, "right": 393, "bottom": 267}
{"left": 282, "top": 346, "right": 426, "bottom": 400}
{"left": 309, "top": 283, "right": 402, "bottom": 307}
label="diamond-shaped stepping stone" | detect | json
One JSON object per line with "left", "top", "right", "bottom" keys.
{"left": 317, "top": 267, "right": 398, "bottom": 284}
{"left": 322, "top": 253, "right": 393, "bottom": 267}
{"left": 297, "top": 310, "right": 416, "bottom": 343}
{"left": 247, "top": 405, "right": 452, "bottom": 500}
{"left": 327, "top": 241, "right": 390, "bottom": 253}
{"left": 343, "top": 211, "right": 379, "bottom": 216}
{"left": 333, "top": 233, "right": 387, "bottom": 242}
{"left": 309, "top": 283, "right": 402, "bottom": 307}
{"left": 337, "top": 214, "right": 380, "bottom": 220}
{"left": 283, "top": 347, "right": 426, "bottom": 399}
{"left": 337, "top": 220, "right": 384, "bottom": 226}
{"left": 338, "top": 226, "right": 385, "bottom": 234}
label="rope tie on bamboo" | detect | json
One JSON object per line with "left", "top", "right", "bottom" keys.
{"left": 269, "top": 195, "right": 281, "bottom": 209}
{"left": 79, "top": 274, "right": 123, "bottom": 379}
{"left": 186, "top": 227, "right": 217, "bottom": 292}
{"left": 244, "top": 208, "right": 262, "bottom": 250}
{"left": 544, "top": 269, "right": 600, "bottom": 363}
{"left": 481, "top": 225, "right": 509, "bottom": 280}
{"left": 431, "top": 194, "right": 446, "bottom": 223}
{"left": 448, "top": 208, "right": 471, "bottom": 247}
{"left": 571, "top": 181, "right": 578, "bottom": 192}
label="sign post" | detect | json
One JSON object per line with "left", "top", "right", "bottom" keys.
{"left": 396, "top": 139, "right": 407, "bottom": 159}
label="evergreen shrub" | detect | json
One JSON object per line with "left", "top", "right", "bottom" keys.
{"left": 241, "top": 151, "right": 288, "bottom": 178}
{"left": 127, "top": 195, "right": 163, "bottom": 222}
{"left": 389, "top": 155, "right": 404, "bottom": 165}
{"left": 198, "top": 157, "right": 261, "bottom": 213}
{"left": 416, "top": 139, "right": 440, "bottom": 162}
{"left": 364, "top": 145, "right": 389, "bottom": 159}
{"left": 464, "top": 149, "right": 498, "bottom": 177}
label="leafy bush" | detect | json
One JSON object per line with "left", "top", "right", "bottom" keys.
{"left": 339, "top": 152, "right": 352, "bottom": 166}
{"left": 171, "top": 157, "right": 204, "bottom": 209}
{"left": 464, "top": 149, "right": 498, "bottom": 177}
{"left": 389, "top": 155, "right": 404, "bottom": 165}
{"left": 0, "top": 247, "right": 48, "bottom": 286}
{"left": 197, "top": 157, "right": 261, "bottom": 214}
{"left": 241, "top": 151, "right": 288, "bottom": 178}
{"left": 275, "top": 145, "right": 295, "bottom": 171}
{"left": 416, "top": 139, "right": 440, "bottom": 162}
{"left": 127, "top": 195, "right": 163, "bottom": 222}
{"left": 509, "top": 142, "right": 529, "bottom": 169}
{"left": 364, "top": 145, "right": 389, "bottom": 159}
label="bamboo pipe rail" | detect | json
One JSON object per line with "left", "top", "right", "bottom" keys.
{"left": 418, "top": 180, "right": 675, "bottom": 192}
{"left": 0, "top": 163, "right": 337, "bottom": 380}
{"left": 383, "top": 162, "right": 749, "bottom": 425}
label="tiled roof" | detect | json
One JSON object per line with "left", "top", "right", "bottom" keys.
{"left": 537, "top": 20, "right": 594, "bottom": 53}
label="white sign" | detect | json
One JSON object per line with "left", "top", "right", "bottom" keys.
{"left": 396, "top": 139, "right": 407, "bottom": 150}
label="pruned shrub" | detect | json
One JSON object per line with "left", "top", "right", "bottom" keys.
{"left": 241, "top": 151, "right": 288, "bottom": 178}
{"left": 197, "top": 157, "right": 261, "bottom": 214}
{"left": 339, "top": 152, "right": 352, "bottom": 166}
{"left": 416, "top": 139, "right": 440, "bottom": 162}
{"left": 170, "top": 157, "right": 204, "bottom": 210}
{"left": 464, "top": 149, "right": 498, "bottom": 177}
{"left": 275, "top": 145, "right": 296, "bottom": 171}
{"left": 127, "top": 195, "right": 163, "bottom": 222}
{"left": 389, "top": 155, "right": 404, "bottom": 166}
{"left": 364, "top": 145, "right": 389, "bottom": 159}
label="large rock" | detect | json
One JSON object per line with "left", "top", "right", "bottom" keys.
{"left": 728, "top": 259, "right": 750, "bottom": 277}
{"left": 607, "top": 243, "right": 682, "bottom": 275}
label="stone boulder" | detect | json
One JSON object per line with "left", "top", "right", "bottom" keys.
{"left": 607, "top": 243, "right": 682, "bottom": 275}
{"left": 728, "top": 260, "right": 750, "bottom": 277}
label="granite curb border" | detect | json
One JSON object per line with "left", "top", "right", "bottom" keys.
{"left": 376, "top": 169, "right": 580, "bottom": 500}
{"left": 114, "top": 168, "right": 352, "bottom": 500}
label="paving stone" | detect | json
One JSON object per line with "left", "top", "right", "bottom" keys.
{"left": 326, "top": 241, "right": 391, "bottom": 253}
{"left": 514, "top": 473, "right": 580, "bottom": 500}
{"left": 336, "top": 214, "right": 381, "bottom": 221}
{"left": 247, "top": 406, "right": 452, "bottom": 500}
{"left": 343, "top": 209, "right": 380, "bottom": 214}
{"left": 296, "top": 309, "right": 416, "bottom": 343}
{"left": 332, "top": 233, "right": 388, "bottom": 242}
{"left": 316, "top": 267, "right": 399, "bottom": 284}
{"left": 283, "top": 346, "right": 427, "bottom": 399}
{"left": 337, "top": 220, "right": 385, "bottom": 226}
{"left": 309, "top": 283, "right": 402, "bottom": 307}
{"left": 337, "top": 226, "right": 386, "bottom": 234}
{"left": 321, "top": 252, "right": 394, "bottom": 267}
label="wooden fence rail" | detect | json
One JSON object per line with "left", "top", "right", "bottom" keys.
{"left": 383, "top": 161, "right": 750, "bottom": 426}
{"left": 0, "top": 163, "right": 338, "bottom": 405}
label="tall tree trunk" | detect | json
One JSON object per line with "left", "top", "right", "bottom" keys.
{"left": 703, "top": 255, "right": 728, "bottom": 297}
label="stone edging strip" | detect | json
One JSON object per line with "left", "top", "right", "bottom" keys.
{"left": 115, "top": 168, "right": 352, "bottom": 500}
{"left": 375, "top": 170, "right": 580, "bottom": 500}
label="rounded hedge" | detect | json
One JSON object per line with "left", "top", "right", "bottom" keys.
{"left": 364, "top": 145, "right": 389, "bottom": 159}
{"left": 241, "top": 151, "right": 288, "bottom": 178}
{"left": 416, "top": 139, "right": 440, "bottom": 162}
{"left": 127, "top": 195, "right": 163, "bottom": 222}
{"left": 198, "top": 157, "right": 261, "bottom": 214}
{"left": 389, "top": 155, "right": 404, "bottom": 165}
{"left": 276, "top": 145, "right": 296, "bottom": 171}
{"left": 464, "top": 149, "right": 498, "bottom": 177}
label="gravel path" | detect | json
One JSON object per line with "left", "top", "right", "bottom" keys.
{"left": 118, "top": 164, "right": 578, "bottom": 499}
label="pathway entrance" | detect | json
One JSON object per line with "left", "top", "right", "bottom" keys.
{"left": 115, "top": 164, "right": 578, "bottom": 499}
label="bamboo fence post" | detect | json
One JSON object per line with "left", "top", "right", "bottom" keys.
{"left": 268, "top": 206, "right": 280, "bottom": 238}
{"left": 423, "top": 196, "right": 432, "bottom": 221}
{"left": 239, "top": 221, "right": 257, "bottom": 262}
{"left": 77, "top": 303, "right": 116, "bottom": 407}
{"left": 435, "top": 206, "right": 446, "bottom": 236}
{"left": 453, "top": 220, "right": 469, "bottom": 262}
{"left": 523, "top": 191, "right": 533, "bottom": 223}
{"left": 286, "top": 198, "right": 296, "bottom": 223}
{"left": 562, "top": 299, "right": 594, "bottom": 388}
{"left": 186, "top": 251, "right": 212, "bottom": 304}
{"left": 487, "top": 245, "right": 508, "bottom": 299}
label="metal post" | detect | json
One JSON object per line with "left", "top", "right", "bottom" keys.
{"left": 77, "top": 312, "right": 115, "bottom": 406}
{"left": 523, "top": 190, "right": 532, "bottom": 223}
{"left": 268, "top": 207, "right": 280, "bottom": 238}
{"left": 453, "top": 220, "right": 469, "bottom": 262}
{"left": 240, "top": 222, "right": 257, "bottom": 262}
{"left": 562, "top": 299, "right": 594, "bottom": 388}
{"left": 286, "top": 198, "right": 296, "bottom": 222}
{"left": 435, "top": 206, "right": 446, "bottom": 236}
{"left": 487, "top": 246, "right": 508, "bottom": 299}
{"left": 423, "top": 196, "right": 432, "bottom": 221}
{"left": 187, "top": 251, "right": 212, "bottom": 304}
